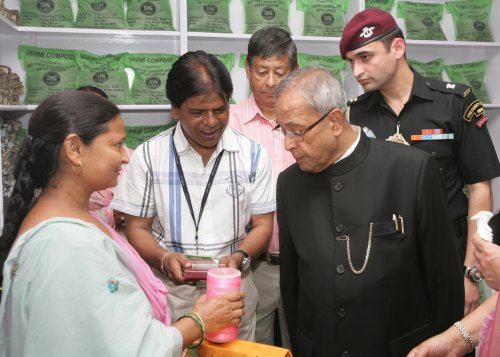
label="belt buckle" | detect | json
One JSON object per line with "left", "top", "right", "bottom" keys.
{"left": 265, "top": 252, "right": 279, "bottom": 265}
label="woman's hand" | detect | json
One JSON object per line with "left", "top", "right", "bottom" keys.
{"left": 472, "top": 234, "right": 500, "bottom": 289}
{"left": 192, "top": 291, "right": 245, "bottom": 333}
{"left": 406, "top": 325, "right": 467, "bottom": 357}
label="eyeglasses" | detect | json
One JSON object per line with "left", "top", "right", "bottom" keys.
{"left": 272, "top": 109, "right": 333, "bottom": 142}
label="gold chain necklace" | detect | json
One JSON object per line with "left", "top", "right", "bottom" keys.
{"left": 345, "top": 223, "right": 373, "bottom": 275}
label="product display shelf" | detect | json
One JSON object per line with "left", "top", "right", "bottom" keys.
{"left": 2, "top": 0, "right": 500, "bottom": 108}
{"left": 0, "top": 14, "right": 180, "bottom": 39}
{"left": 0, "top": 13, "right": 180, "bottom": 113}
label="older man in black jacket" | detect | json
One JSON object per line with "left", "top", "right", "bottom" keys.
{"left": 274, "top": 67, "right": 464, "bottom": 357}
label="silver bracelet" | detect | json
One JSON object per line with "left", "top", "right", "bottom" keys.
{"left": 453, "top": 321, "right": 474, "bottom": 353}
{"left": 160, "top": 251, "right": 170, "bottom": 276}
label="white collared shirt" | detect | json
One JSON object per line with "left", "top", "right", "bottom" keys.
{"left": 111, "top": 121, "right": 275, "bottom": 257}
{"left": 335, "top": 125, "right": 361, "bottom": 164}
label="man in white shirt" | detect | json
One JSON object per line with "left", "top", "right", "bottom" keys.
{"left": 112, "top": 51, "right": 275, "bottom": 340}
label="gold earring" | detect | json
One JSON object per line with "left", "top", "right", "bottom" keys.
{"left": 72, "top": 163, "right": 82, "bottom": 175}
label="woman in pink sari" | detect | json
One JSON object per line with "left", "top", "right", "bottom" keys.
{"left": 0, "top": 91, "right": 244, "bottom": 357}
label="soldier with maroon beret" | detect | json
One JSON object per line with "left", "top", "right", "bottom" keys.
{"left": 341, "top": 7, "right": 500, "bottom": 332}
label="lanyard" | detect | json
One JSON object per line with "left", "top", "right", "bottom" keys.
{"left": 171, "top": 130, "right": 224, "bottom": 254}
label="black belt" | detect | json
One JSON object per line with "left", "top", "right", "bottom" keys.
{"left": 258, "top": 252, "right": 280, "bottom": 265}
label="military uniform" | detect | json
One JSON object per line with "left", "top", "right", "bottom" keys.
{"left": 349, "top": 70, "right": 500, "bottom": 262}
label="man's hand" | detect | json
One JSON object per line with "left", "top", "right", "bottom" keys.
{"left": 162, "top": 252, "right": 188, "bottom": 284}
{"left": 218, "top": 253, "right": 243, "bottom": 269}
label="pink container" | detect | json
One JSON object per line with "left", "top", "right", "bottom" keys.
{"left": 205, "top": 267, "right": 241, "bottom": 343}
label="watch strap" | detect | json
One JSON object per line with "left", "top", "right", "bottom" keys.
{"left": 234, "top": 249, "right": 249, "bottom": 259}
{"left": 234, "top": 249, "right": 250, "bottom": 270}
{"left": 463, "top": 265, "right": 483, "bottom": 283}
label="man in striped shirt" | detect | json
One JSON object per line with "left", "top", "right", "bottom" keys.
{"left": 229, "top": 27, "right": 297, "bottom": 348}
{"left": 112, "top": 51, "right": 275, "bottom": 340}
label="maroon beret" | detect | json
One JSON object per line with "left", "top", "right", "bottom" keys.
{"left": 339, "top": 8, "right": 398, "bottom": 59}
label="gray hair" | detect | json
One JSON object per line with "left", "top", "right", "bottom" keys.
{"left": 275, "top": 67, "right": 347, "bottom": 115}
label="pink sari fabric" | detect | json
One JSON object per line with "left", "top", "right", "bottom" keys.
{"left": 92, "top": 213, "right": 170, "bottom": 325}
{"left": 479, "top": 291, "right": 500, "bottom": 357}
{"left": 89, "top": 188, "right": 116, "bottom": 228}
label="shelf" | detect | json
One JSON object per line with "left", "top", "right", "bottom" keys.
{"left": 3, "top": 15, "right": 498, "bottom": 49}
{"left": 188, "top": 32, "right": 341, "bottom": 44}
{"left": 166, "top": 30, "right": 500, "bottom": 48}
{"left": 0, "top": 15, "right": 180, "bottom": 40}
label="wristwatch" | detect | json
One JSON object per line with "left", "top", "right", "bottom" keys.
{"left": 234, "top": 249, "right": 251, "bottom": 271}
{"left": 463, "top": 266, "right": 483, "bottom": 283}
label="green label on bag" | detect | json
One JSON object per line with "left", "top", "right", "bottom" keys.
{"left": 75, "top": 0, "right": 128, "bottom": 29}
{"left": 407, "top": 58, "right": 444, "bottom": 81}
{"left": 445, "top": 0, "right": 493, "bottom": 42}
{"left": 297, "top": 0, "right": 348, "bottom": 37}
{"left": 76, "top": 51, "right": 130, "bottom": 104}
{"left": 187, "top": 0, "right": 231, "bottom": 33}
{"left": 397, "top": 1, "right": 446, "bottom": 41}
{"left": 297, "top": 53, "right": 346, "bottom": 84}
{"left": 444, "top": 61, "right": 491, "bottom": 103}
{"left": 212, "top": 53, "right": 235, "bottom": 72}
{"left": 126, "top": 0, "right": 174, "bottom": 30}
{"left": 125, "top": 123, "right": 174, "bottom": 149}
{"left": 20, "top": 0, "right": 74, "bottom": 27}
{"left": 365, "top": 0, "right": 394, "bottom": 12}
{"left": 19, "top": 45, "right": 78, "bottom": 104}
{"left": 243, "top": 0, "right": 291, "bottom": 34}
{"left": 124, "top": 53, "right": 178, "bottom": 104}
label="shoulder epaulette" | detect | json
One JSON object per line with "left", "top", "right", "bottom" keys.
{"left": 424, "top": 78, "right": 471, "bottom": 98}
{"left": 347, "top": 91, "right": 372, "bottom": 106}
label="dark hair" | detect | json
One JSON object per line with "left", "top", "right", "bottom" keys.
{"left": 166, "top": 50, "right": 233, "bottom": 108}
{"left": 247, "top": 27, "right": 297, "bottom": 70}
{"left": 76, "top": 85, "right": 109, "bottom": 99}
{"left": 0, "top": 90, "right": 119, "bottom": 282}
{"left": 380, "top": 27, "right": 406, "bottom": 53}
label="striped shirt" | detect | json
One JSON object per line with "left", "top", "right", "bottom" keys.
{"left": 111, "top": 121, "right": 275, "bottom": 258}
{"left": 229, "top": 95, "right": 296, "bottom": 253}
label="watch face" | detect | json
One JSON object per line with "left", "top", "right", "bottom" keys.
{"left": 241, "top": 257, "right": 251, "bottom": 271}
{"left": 471, "top": 267, "right": 483, "bottom": 282}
